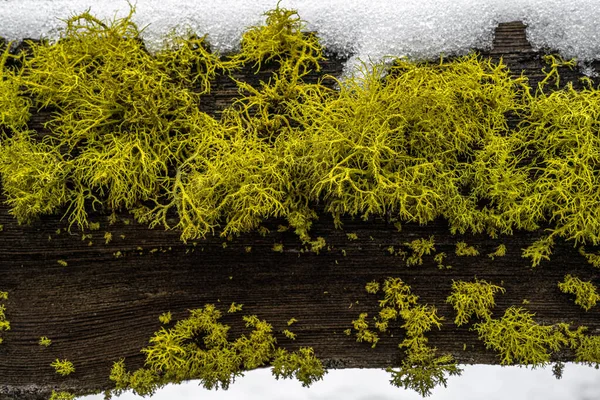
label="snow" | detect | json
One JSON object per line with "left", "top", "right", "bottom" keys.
{"left": 0, "top": 0, "right": 599, "bottom": 76}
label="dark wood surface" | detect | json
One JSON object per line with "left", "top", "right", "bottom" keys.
{"left": 1, "top": 22, "right": 599, "bottom": 399}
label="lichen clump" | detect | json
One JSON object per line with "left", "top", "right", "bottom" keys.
{"left": 0, "top": 291, "right": 8, "bottom": 344}
{"left": 446, "top": 279, "right": 506, "bottom": 326}
{"left": 49, "top": 391, "right": 75, "bottom": 400}
{"left": 557, "top": 274, "right": 600, "bottom": 311}
{"left": 51, "top": 359, "right": 75, "bottom": 376}
{"left": 107, "top": 304, "right": 325, "bottom": 398}
{"left": 0, "top": 4, "right": 598, "bottom": 260}
{"left": 472, "top": 307, "right": 587, "bottom": 368}
{"left": 349, "top": 278, "right": 461, "bottom": 397}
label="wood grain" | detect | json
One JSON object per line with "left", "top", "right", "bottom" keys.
{"left": 0, "top": 22, "right": 599, "bottom": 400}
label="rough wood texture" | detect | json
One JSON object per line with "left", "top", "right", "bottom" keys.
{"left": 1, "top": 22, "right": 600, "bottom": 400}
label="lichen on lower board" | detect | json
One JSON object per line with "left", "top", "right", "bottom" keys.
{"left": 344, "top": 277, "right": 600, "bottom": 397}
{"left": 105, "top": 304, "right": 325, "bottom": 398}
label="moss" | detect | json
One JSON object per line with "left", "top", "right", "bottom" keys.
{"left": 558, "top": 274, "right": 600, "bottom": 311}
{"left": 107, "top": 305, "right": 325, "bottom": 396}
{"left": 51, "top": 359, "right": 75, "bottom": 376}
{"left": 446, "top": 279, "right": 505, "bottom": 326}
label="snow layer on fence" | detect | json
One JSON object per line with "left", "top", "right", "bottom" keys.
{"left": 0, "top": 0, "right": 598, "bottom": 76}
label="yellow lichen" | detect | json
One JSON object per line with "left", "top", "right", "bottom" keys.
{"left": 108, "top": 305, "right": 326, "bottom": 396}
{"left": 558, "top": 274, "right": 600, "bottom": 311}
{"left": 446, "top": 279, "right": 505, "bottom": 326}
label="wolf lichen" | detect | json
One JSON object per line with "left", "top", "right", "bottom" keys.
{"left": 0, "top": 291, "right": 9, "bottom": 344}
{"left": 446, "top": 279, "right": 505, "bottom": 326}
{"left": 39, "top": 336, "right": 52, "bottom": 347}
{"left": 51, "top": 359, "right": 75, "bottom": 376}
{"left": 365, "top": 281, "right": 380, "bottom": 294}
{"left": 521, "top": 235, "right": 555, "bottom": 267}
{"left": 158, "top": 312, "right": 172, "bottom": 324}
{"left": 228, "top": 303, "right": 243, "bottom": 313}
{"left": 1, "top": 5, "right": 234, "bottom": 233}
{"left": 0, "top": 5, "right": 600, "bottom": 269}
{"left": 455, "top": 241, "right": 479, "bottom": 256}
{"left": 350, "top": 278, "right": 460, "bottom": 397}
{"left": 281, "top": 329, "right": 296, "bottom": 340}
{"left": 473, "top": 307, "right": 571, "bottom": 367}
{"left": 579, "top": 246, "right": 600, "bottom": 268}
{"left": 433, "top": 252, "right": 452, "bottom": 269}
{"left": 351, "top": 313, "right": 379, "bottom": 348}
{"left": 487, "top": 244, "right": 506, "bottom": 260}
{"left": 558, "top": 274, "right": 600, "bottom": 311}
{"left": 404, "top": 236, "right": 436, "bottom": 266}
{"left": 575, "top": 335, "right": 600, "bottom": 367}
{"left": 272, "top": 347, "right": 326, "bottom": 387}
{"left": 49, "top": 391, "right": 75, "bottom": 400}
{"left": 107, "top": 305, "right": 325, "bottom": 397}
{"left": 0, "top": 44, "right": 31, "bottom": 134}
{"left": 387, "top": 347, "right": 462, "bottom": 398}
{"left": 0, "top": 304, "right": 9, "bottom": 342}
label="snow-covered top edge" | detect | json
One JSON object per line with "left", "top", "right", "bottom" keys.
{"left": 0, "top": 0, "right": 599, "bottom": 77}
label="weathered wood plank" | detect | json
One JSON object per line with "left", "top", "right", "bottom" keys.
{"left": 0, "top": 22, "right": 599, "bottom": 400}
